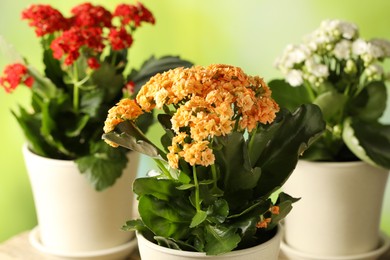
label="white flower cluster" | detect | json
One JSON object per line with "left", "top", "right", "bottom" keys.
{"left": 275, "top": 19, "right": 390, "bottom": 87}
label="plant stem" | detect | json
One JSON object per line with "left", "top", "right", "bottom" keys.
{"left": 193, "top": 165, "right": 201, "bottom": 212}
{"left": 211, "top": 164, "right": 218, "bottom": 190}
{"left": 304, "top": 81, "right": 316, "bottom": 101}
{"left": 154, "top": 159, "right": 173, "bottom": 179}
{"left": 72, "top": 64, "right": 79, "bottom": 113}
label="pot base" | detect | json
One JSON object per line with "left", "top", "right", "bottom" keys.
{"left": 29, "top": 226, "right": 137, "bottom": 260}
{"left": 280, "top": 231, "right": 390, "bottom": 260}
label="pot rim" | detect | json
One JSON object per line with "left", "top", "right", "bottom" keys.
{"left": 136, "top": 224, "right": 282, "bottom": 257}
{"left": 299, "top": 159, "right": 381, "bottom": 168}
{"left": 22, "top": 143, "right": 75, "bottom": 166}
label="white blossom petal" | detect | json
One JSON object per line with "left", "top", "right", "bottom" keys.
{"left": 286, "top": 70, "right": 304, "bottom": 87}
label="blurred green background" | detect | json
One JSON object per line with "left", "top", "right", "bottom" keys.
{"left": 0, "top": 0, "right": 389, "bottom": 242}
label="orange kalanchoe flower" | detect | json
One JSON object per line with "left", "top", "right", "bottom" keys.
{"left": 104, "top": 64, "right": 280, "bottom": 168}
{"left": 256, "top": 218, "right": 272, "bottom": 229}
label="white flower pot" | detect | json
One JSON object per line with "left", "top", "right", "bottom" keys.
{"left": 136, "top": 225, "right": 282, "bottom": 260}
{"left": 23, "top": 144, "right": 139, "bottom": 254}
{"left": 282, "top": 160, "right": 389, "bottom": 257}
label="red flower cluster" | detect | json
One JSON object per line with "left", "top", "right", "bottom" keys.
{"left": 70, "top": 3, "right": 112, "bottom": 28}
{"left": 114, "top": 2, "right": 156, "bottom": 27}
{"left": 21, "top": 4, "right": 69, "bottom": 36}
{"left": 0, "top": 64, "right": 34, "bottom": 93}
{"left": 21, "top": 2, "right": 155, "bottom": 69}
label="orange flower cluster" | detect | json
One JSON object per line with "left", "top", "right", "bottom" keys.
{"left": 103, "top": 99, "right": 143, "bottom": 147}
{"left": 104, "top": 64, "right": 279, "bottom": 168}
{"left": 256, "top": 206, "right": 280, "bottom": 229}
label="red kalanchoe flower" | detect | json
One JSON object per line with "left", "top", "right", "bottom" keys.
{"left": 70, "top": 3, "right": 112, "bottom": 28}
{"left": 87, "top": 57, "right": 100, "bottom": 69}
{"left": 108, "top": 27, "right": 134, "bottom": 50}
{"left": 0, "top": 63, "right": 34, "bottom": 93}
{"left": 113, "top": 2, "right": 155, "bottom": 27}
{"left": 81, "top": 27, "right": 105, "bottom": 51}
{"left": 21, "top": 4, "right": 69, "bottom": 36}
{"left": 125, "top": 80, "right": 135, "bottom": 94}
{"left": 50, "top": 27, "right": 104, "bottom": 66}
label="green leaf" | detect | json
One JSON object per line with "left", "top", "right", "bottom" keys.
{"left": 190, "top": 210, "right": 208, "bottom": 228}
{"left": 214, "top": 133, "right": 262, "bottom": 193}
{"left": 154, "top": 237, "right": 182, "bottom": 250}
{"left": 65, "top": 114, "right": 90, "bottom": 137}
{"left": 40, "top": 98, "right": 73, "bottom": 157}
{"left": 176, "top": 183, "right": 195, "bottom": 190}
{"left": 154, "top": 236, "right": 199, "bottom": 251}
{"left": 133, "top": 177, "right": 183, "bottom": 201}
{"left": 204, "top": 224, "right": 240, "bottom": 255}
{"left": 349, "top": 81, "right": 387, "bottom": 121}
{"left": 253, "top": 104, "right": 325, "bottom": 198}
{"left": 27, "top": 65, "right": 58, "bottom": 99}
{"left": 41, "top": 35, "right": 67, "bottom": 90}
{"left": 138, "top": 195, "right": 193, "bottom": 240}
{"left": 267, "top": 192, "right": 299, "bottom": 230}
{"left": 91, "top": 61, "right": 124, "bottom": 103}
{"left": 268, "top": 79, "right": 312, "bottom": 111}
{"left": 343, "top": 118, "right": 390, "bottom": 169}
{"left": 102, "top": 121, "right": 162, "bottom": 159}
{"left": 229, "top": 201, "right": 270, "bottom": 247}
{"left": 313, "top": 91, "right": 347, "bottom": 122}
{"left": 12, "top": 107, "right": 53, "bottom": 157}
{"left": 207, "top": 199, "right": 229, "bottom": 224}
{"left": 76, "top": 141, "right": 128, "bottom": 191}
{"left": 79, "top": 89, "right": 104, "bottom": 118}
{"left": 122, "top": 219, "right": 145, "bottom": 232}
{"left": 130, "top": 56, "right": 193, "bottom": 91}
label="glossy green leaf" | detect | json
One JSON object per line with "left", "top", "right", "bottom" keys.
{"left": 349, "top": 81, "right": 387, "bottom": 121}
{"left": 343, "top": 118, "right": 390, "bottom": 169}
{"left": 313, "top": 91, "right": 347, "bottom": 122}
{"left": 190, "top": 210, "right": 207, "bottom": 228}
{"left": 130, "top": 56, "right": 193, "bottom": 90}
{"left": 134, "top": 177, "right": 183, "bottom": 201}
{"left": 138, "top": 195, "right": 193, "bottom": 240}
{"left": 76, "top": 141, "right": 128, "bottom": 191}
{"left": 204, "top": 224, "right": 240, "bottom": 255}
{"left": 206, "top": 199, "right": 229, "bottom": 224}
{"left": 268, "top": 79, "right": 312, "bottom": 111}
{"left": 253, "top": 104, "right": 325, "bottom": 197}
{"left": 102, "top": 121, "right": 162, "bottom": 159}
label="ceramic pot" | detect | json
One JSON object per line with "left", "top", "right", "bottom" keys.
{"left": 282, "top": 160, "right": 389, "bottom": 257}
{"left": 136, "top": 225, "right": 282, "bottom": 260}
{"left": 23, "top": 144, "right": 139, "bottom": 253}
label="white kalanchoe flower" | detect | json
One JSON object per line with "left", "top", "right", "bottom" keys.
{"left": 353, "top": 39, "right": 384, "bottom": 58}
{"left": 370, "top": 38, "right": 390, "bottom": 57}
{"left": 305, "top": 58, "right": 329, "bottom": 78}
{"left": 286, "top": 69, "right": 304, "bottom": 87}
{"left": 352, "top": 38, "right": 368, "bottom": 55}
{"left": 334, "top": 40, "right": 352, "bottom": 60}
{"left": 274, "top": 44, "right": 311, "bottom": 73}
{"left": 336, "top": 20, "right": 359, "bottom": 40}
{"left": 364, "top": 64, "right": 384, "bottom": 81}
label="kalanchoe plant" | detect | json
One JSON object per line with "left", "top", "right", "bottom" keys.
{"left": 0, "top": 2, "right": 193, "bottom": 191}
{"left": 270, "top": 19, "right": 390, "bottom": 169}
{"left": 102, "top": 64, "right": 325, "bottom": 255}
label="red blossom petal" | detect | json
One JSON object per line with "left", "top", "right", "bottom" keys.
{"left": 0, "top": 63, "right": 33, "bottom": 93}
{"left": 87, "top": 57, "right": 100, "bottom": 69}
{"left": 21, "top": 4, "right": 69, "bottom": 36}
{"left": 108, "top": 27, "right": 133, "bottom": 50}
{"left": 113, "top": 2, "right": 155, "bottom": 27}
{"left": 70, "top": 3, "right": 112, "bottom": 28}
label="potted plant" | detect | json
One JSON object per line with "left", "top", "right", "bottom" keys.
{"left": 102, "top": 64, "right": 325, "bottom": 259}
{"left": 0, "top": 2, "right": 192, "bottom": 257}
{"left": 270, "top": 19, "right": 390, "bottom": 258}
